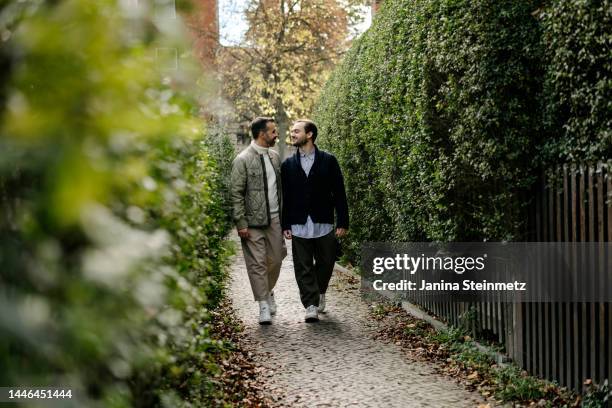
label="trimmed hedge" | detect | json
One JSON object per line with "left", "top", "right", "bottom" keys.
{"left": 316, "top": 0, "right": 611, "bottom": 260}
{"left": 316, "top": 0, "right": 544, "bottom": 259}
{"left": 540, "top": 0, "right": 612, "bottom": 163}
{"left": 0, "top": 1, "right": 234, "bottom": 406}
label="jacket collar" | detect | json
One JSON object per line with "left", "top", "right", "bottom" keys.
{"left": 250, "top": 140, "right": 270, "bottom": 155}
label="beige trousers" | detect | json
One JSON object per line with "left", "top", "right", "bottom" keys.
{"left": 240, "top": 215, "right": 287, "bottom": 301}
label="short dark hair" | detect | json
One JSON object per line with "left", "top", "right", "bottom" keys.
{"left": 250, "top": 117, "right": 275, "bottom": 139}
{"left": 296, "top": 119, "right": 318, "bottom": 142}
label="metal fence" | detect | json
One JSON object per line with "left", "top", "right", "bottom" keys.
{"left": 404, "top": 162, "right": 612, "bottom": 391}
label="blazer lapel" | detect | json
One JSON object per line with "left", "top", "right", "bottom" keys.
{"left": 309, "top": 146, "right": 321, "bottom": 177}
{"left": 294, "top": 150, "right": 308, "bottom": 180}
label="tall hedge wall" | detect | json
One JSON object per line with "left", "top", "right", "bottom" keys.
{"left": 316, "top": 0, "right": 544, "bottom": 258}
{"left": 316, "top": 0, "right": 611, "bottom": 260}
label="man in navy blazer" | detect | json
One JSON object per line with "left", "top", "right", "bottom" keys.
{"left": 281, "top": 119, "right": 349, "bottom": 322}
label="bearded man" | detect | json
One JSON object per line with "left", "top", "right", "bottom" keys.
{"left": 281, "top": 119, "right": 349, "bottom": 322}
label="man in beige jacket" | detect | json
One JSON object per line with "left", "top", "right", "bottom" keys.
{"left": 230, "top": 117, "right": 286, "bottom": 324}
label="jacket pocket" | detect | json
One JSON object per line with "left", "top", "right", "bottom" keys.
{"left": 247, "top": 169, "right": 264, "bottom": 191}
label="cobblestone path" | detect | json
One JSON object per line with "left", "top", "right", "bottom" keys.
{"left": 229, "top": 236, "right": 486, "bottom": 407}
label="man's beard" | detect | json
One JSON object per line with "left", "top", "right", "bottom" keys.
{"left": 292, "top": 137, "right": 306, "bottom": 147}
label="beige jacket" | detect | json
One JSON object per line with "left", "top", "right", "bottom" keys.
{"left": 230, "top": 145, "right": 282, "bottom": 229}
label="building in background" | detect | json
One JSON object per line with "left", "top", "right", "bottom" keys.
{"left": 188, "top": 0, "right": 252, "bottom": 151}
{"left": 189, "top": 0, "right": 220, "bottom": 68}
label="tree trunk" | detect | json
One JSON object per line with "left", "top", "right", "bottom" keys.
{"left": 274, "top": 99, "right": 289, "bottom": 161}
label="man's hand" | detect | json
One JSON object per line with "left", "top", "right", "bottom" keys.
{"left": 283, "top": 230, "right": 292, "bottom": 240}
{"left": 335, "top": 228, "right": 347, "bottom": 238}
{"left": 237, "top": 227, "right": 250, "bottom": 238}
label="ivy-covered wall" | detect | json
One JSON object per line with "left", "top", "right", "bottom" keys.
{"left": 315, "top": 0, "right": 610, "bottom": 260}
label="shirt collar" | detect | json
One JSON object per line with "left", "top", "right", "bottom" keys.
{"left": 299, "top": 147, "right": 315, "bottom": 158}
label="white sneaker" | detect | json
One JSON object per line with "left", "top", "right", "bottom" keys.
{"left": 305, "top": 305, "right": 319, "bottom": 323}
{"left": 259, "top": 300, "right": 272, "bottom": 325}
{"left": 318, "top": 294, "right": 326, "bottom": 313}
{"left": 268, "top": 292, "right": 277, "bottom": 315}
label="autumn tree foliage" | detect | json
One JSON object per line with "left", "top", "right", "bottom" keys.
{"left": 219, "top": 0, "right": 363, "bottom": 157}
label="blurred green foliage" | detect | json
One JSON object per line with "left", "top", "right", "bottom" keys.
{"left": 315, "top": 0, "right": 611, "bottom": 261}
{"left": 0, "top": 0, "right": 234, "bottom": 406}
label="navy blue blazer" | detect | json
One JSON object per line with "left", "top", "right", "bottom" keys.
{"left": 281, "top": 146, "right": 349, "bottom": 232}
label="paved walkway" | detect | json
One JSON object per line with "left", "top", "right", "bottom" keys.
{"left": 229, "top": 235, "right": 486, "bottom": 407}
